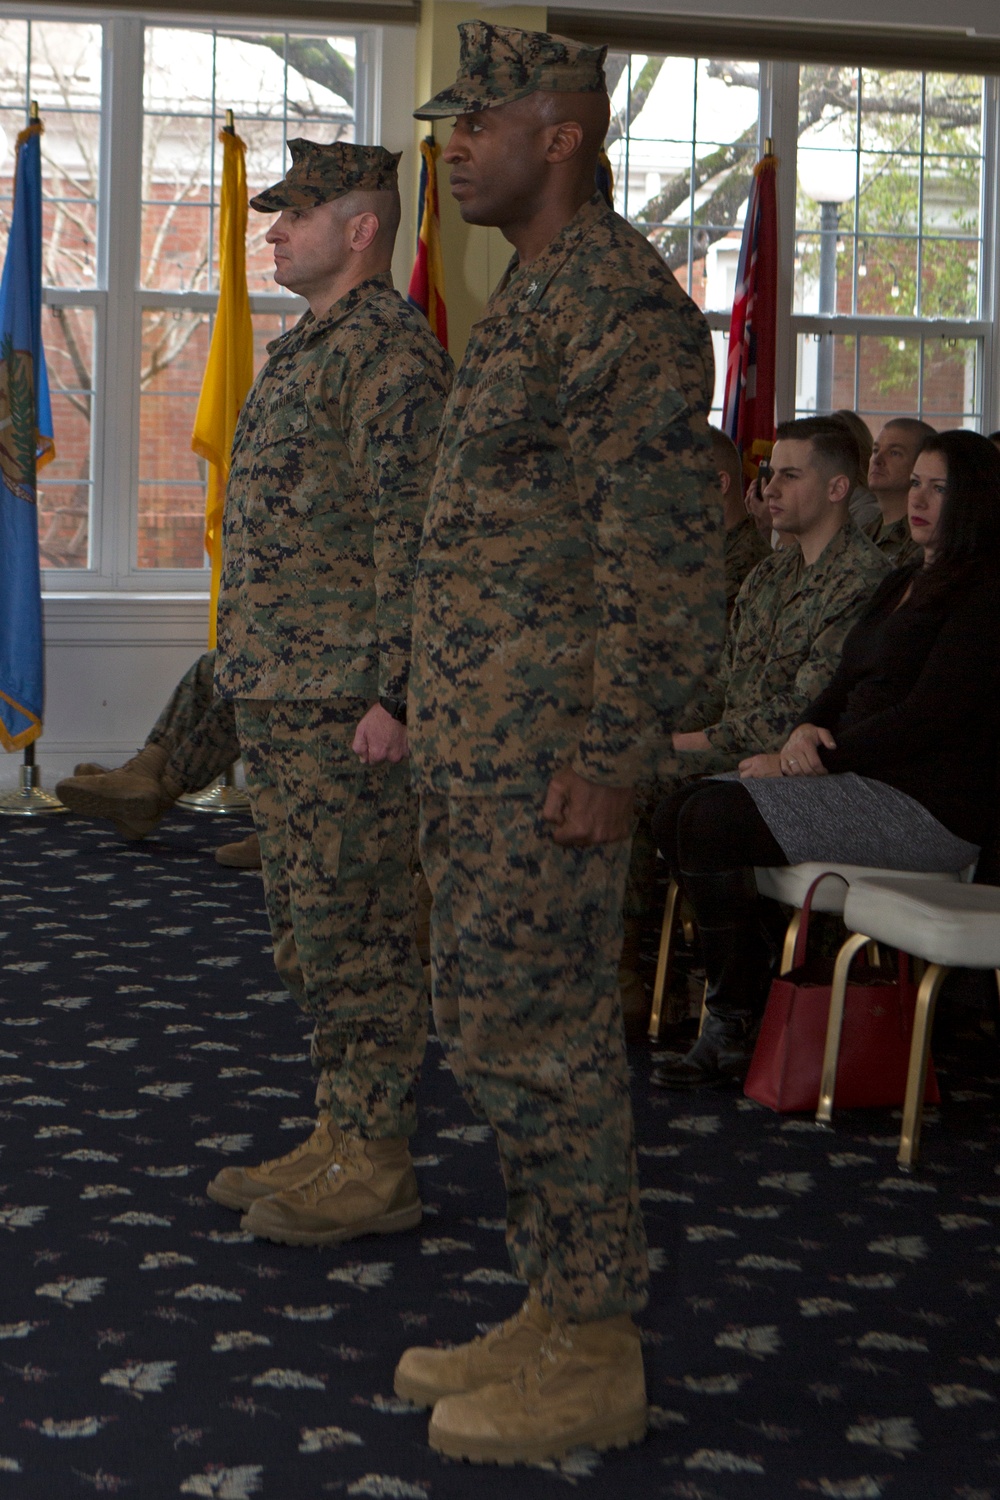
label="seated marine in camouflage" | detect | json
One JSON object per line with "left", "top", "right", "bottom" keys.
{"left": 864, "top": 416, "right": 936, "bottom": 565}
{"left": 54, "top": 651, "right": 258, "bottom": 867}
{"left": 712, "top": 425, "right": 770, "bottom": 619}
{"left": 623, "top": 417, "right": 891, "bottom": 1032}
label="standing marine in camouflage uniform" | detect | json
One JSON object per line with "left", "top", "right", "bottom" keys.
{"left": 392, "top": 23, "right": 724, "bottom": 1465}
{"left": 55, "top": 650, "right": 243, "bottom": 843}
{"left": 864, "top": 416, "right": 935, "bottom": 564}
{"left": 652, "top": 416, "right": 891, "bottom": 1088}
{"left": 207, "top": 142, "right": 453, "bottom": 1244}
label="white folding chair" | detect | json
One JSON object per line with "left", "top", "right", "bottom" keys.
{"left": 816, "top": 876, "right": 1000, "bottom": 1169}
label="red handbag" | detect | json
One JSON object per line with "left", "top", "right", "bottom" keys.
{"left": 744, "top": 874, "right": 940, "bottom": 1113}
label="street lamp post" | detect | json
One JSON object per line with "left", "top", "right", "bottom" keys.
{"left": 816, "top": 198, "right": 843, "bottom": 412}
{"left": 798, "top": 118, "right": 858, "bottom": 415}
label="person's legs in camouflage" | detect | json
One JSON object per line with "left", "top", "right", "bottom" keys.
{"left": 212, "top": 699, "right": 427, "bottom": 1244}
{"left": 56, "top": 650, "right": 242, "bottom": 838}
{"left": 421, "top": 790, "right": 647, "bottom": 1315}
{"left": 146, "top": 650, "right": 241, "bottom": 793}
{"left": 396, "top": 791, "right": 648, "bottom": 1453}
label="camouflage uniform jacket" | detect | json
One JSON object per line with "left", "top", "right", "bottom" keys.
{"left": 679, "top": 522, "right": 891, "bottom": 756}
{"left": 725, "top": 514, "right": 770, "bottom": 618}
{"left": 408, "top": 194, "right": 724, "bottom": 795}
{"left": 215, "top": 274, "right": 453, "bottom": 702}
{"left": 862, "top": 512, "right": 920, "bottom": 567}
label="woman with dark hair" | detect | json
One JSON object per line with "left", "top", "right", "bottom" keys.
{"left": 653, "top": 428, "right": 1000, "bottom": 1089}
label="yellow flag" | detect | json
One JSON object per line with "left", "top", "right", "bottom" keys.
{"left": 192, "top": 128, "right": 253, "bottom": 648}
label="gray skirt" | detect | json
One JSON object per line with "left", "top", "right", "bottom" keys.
{"left": 714, "top": 771, "right": 980, "bottom": 872}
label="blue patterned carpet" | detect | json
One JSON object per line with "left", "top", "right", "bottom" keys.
{"left": 1, "top": 810, "right": 999, "bottom": 1500}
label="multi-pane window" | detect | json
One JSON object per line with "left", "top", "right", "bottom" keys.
{"left": 607, "top": 54, "right": 997, "bottom": 438}
{"left": 1, "top": 14, "right": 369, "bottom": 582}
{"left": 0, "top": 19, "right": 101, "bottom": 568}
{"left": 138, "top": 27, "right": 359, "bottom": 569}
{"left": 605, "top": 53, "right": 762, "bottom": 420}
{"left": 793, "top": 67, "right": 988, "bottom": 429}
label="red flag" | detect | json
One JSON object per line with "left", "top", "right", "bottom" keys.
{"left": 723, "top": 148, "right": 778, "bottom": 486}
{"left": 408, "top": 136, "right": 447, "bottom": 350}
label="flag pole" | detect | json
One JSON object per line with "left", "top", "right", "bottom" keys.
{"left": 179, "top": 105, "right": 250, "bottom": 815}
{"left": 0, "top": 101, "right": 67, "bottom": 815}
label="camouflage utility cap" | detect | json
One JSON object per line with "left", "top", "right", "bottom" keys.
{"left": 414, "top": 21, "right": 607, "bottom": 119}
{"left": 251, "top": 140, "right": 402, "bottom": 212}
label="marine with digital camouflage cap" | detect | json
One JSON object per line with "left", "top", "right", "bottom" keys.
{"left": 392, "top": 18, "right": 725, "bottom": 1466}
{"left": 208, "top": 139, "right": 453, "bottom": 1246}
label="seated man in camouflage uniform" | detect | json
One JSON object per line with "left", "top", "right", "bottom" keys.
{"left": 713, "top": 425, "right": 770, "bottom": 619}
{"left": 864, "top": 416, "right": 935, "bottom": 564}
{"left": 624, "top": 417, "right": 891, "bottom": 1038}
{"left": 54, "top": 651, "right": 257, "bottom": 866}
{"left": 208, "top": 141, "right": 453, "bottom": 1247}
{"left": 618, "top": 426, "right": 765, "bottom": 1032}
{"left": 651, "top": 415, "right": 892, "bottom": 1086}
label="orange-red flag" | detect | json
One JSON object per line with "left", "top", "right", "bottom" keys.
{"left": 408, "top": 136, "right": 448, "bottom": 349}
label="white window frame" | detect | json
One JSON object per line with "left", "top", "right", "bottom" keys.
{"left": 1, "top": 6, "right": 380, "bottom": 592}
{"left": 604, "top": 51, "right": 1000, "bottom": 433}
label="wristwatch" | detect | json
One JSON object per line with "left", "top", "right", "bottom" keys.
{"left": 378, "top": 695, "right": 407, "bottom": 725}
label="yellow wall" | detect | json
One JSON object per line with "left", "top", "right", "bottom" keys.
{"left": 412, "top": 2, "right": 546, "bottom": 359}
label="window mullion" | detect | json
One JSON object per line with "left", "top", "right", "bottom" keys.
{"left": 766, "top": 59, "right": 799, "bottom": 424}
{"left": 97, "top": 14, "right": 144, "bottom": 585}
{"left": 979, "top": 75, "right": 1000, "bottom": 430}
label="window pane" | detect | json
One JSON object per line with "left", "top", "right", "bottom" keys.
{"left": 796, "top": 66, "right": 985, "bottom": 321}
{"left": 142, "top": 28, "right": 357, "bottom": 294}
{"left": 38, "top": 306, "right": 94, "bottom": 570}
{"left": 138, "top": 310, "right": 209, "bottom": 568}
{"left": 136, "top": 308, "right": 300, "bottom": 569}
{"left": 922, "top": 337, "right": 979, "bottom": 423}
{"left": 0, "top": 20, "right": 101, "bottom": 285}
{"left": 795, "top": 331, "right": 859, "bottom": 416}
{"left": 606, "top": 53, "right": 761, "bottom": 311}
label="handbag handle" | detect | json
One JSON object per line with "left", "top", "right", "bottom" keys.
{"left": 789, "top": 872, "right": 849, "bottom": 970}
{"left": 791, "top": 871, "right": 910, "bottom": 987}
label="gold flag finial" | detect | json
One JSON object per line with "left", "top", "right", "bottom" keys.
{"left": 224, "top": 108, "right": 234, "bottom": 133}
{"left": 30, "top": 99, "right": 40, "bottom": 122}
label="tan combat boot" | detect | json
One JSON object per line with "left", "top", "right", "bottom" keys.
{"left": 206, "top": 1114, "right": 341, "bottom": 1212}
{"left": 56, "top": 743, "right": 177, "bottom": 839}
{"left": 214, "top": 832, "right": 262, "bottom": 869}
{"left": 427, "top": 1313, "right": 648, "bottom": 1464}
{"left": 394, "top": 1288, "right": 551, "bottom": 1407}
{"left": 240, "top": 1133, "right": 422, "bottom": 1246}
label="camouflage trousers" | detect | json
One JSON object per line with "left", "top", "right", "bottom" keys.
{"left": 420, "top": 790, "right": 648, "bottom": 1322}
{"left": 147, "top": 650, "right": 240, "bottom": 795}
{"left": 235, "top": 699, "right": 426, "bottom": 1139}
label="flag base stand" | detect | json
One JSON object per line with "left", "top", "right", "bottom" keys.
{"left": 0, "top": 760, "right": 70, "bottom": 817}
{"left": 176, "top": 765, "right": 249, "bottom": 814}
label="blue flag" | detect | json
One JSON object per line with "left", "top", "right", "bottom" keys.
{"left": 0, "top": 120, "right": 54, "bottom": 751}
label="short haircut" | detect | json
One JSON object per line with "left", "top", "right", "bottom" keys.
{"left": 882, "top": 416, "right": 936, "bottom": 449}
{"left": 774, "top": 416, "right": 860, "bottom": 485}
{"left": 834, "top": 409, "right": 873, "bottom": 478}
{"left": 708, "top": 425, "right": 742, "bottom": 495}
